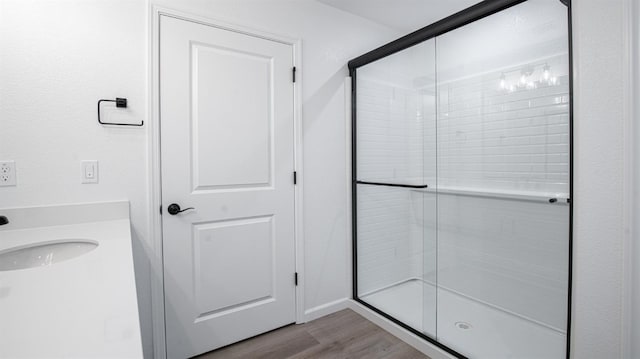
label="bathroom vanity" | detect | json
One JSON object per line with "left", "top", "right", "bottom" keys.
{"left": 0, "top": 201, "right": 143, "bottom": 358}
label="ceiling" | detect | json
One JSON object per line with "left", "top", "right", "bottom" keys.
{"left": 316, "top": 0, "right": 483, "bottom": 33}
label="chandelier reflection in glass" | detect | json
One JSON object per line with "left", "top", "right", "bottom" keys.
{"left": 499, "top": 63, "right": 558, "bottom": 92}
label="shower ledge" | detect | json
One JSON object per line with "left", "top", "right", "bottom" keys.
{"left": 411, "top": 186, "right": 569, "bottom": 204}
{"left": 0, "top": 201, "right": 143, "bottom": 358}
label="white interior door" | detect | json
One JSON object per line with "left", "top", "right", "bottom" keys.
{"left": 160, "top": 15, "right": 296, "bottom": 359}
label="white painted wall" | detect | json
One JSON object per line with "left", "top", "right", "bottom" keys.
{"left": 0, "top": 0, "right": 399, "bottom": 357}
{"left": 572, "top": 0, "right": 629, "bottom": 358}
{"left": 630, "top": 0, "right": 640, "bottom": 357}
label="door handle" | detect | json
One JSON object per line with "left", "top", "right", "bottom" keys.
{"left": 167, "top": 203, "right": 195, "bottom": 215}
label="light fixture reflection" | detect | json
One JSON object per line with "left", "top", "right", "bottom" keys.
{"left": 542, "top": 64, "right": 551, "bottom": 81}
{"left": 499, "top": 63, "right": 559, "bottom": 92}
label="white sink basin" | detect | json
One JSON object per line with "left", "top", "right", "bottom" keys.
{"left": 0, "top": 240, "right": 98, "bottom": 271}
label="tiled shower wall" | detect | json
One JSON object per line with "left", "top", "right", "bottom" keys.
{"left": 356, "top": 77, "right": 427, "bottom": 294}
{"left": 356, "top": 78, "right": 424, "bottom": 183}
{"left": 357, "top": 185, "right": 415, "bottom": 294}
{"left": 437, "top": 54, "right": 570, "bottom": 194}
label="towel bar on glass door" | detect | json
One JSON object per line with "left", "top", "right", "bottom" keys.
{"left": 356, "top": 181, "right": 429, "bottom": 189}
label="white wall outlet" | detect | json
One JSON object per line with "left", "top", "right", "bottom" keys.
{"left": 81, "top": 160, "right": 99, "bottom": 184}
{"left": 0, "top": 161, "right": 17, "bottom": 187}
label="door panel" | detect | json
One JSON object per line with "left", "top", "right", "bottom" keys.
{"left": 192, "top": 216, "right": 275, "bottom": 319}
{"left": 434, "top": 1, "right": 569, "bottom": 357}
{"left": 355, "top": 38, "right": 437, "bottom": 337}
{"left": 160, "top": 15, "right": 296, "bottom": 359}
{"left": 191, "top": 43, "right": 273, "bottom": 190}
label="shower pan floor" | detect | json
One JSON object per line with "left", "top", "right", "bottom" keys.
{"left": 360, "top": 279, "right": 566, "bottom": 358}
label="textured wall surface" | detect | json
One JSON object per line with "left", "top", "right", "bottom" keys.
{"left": 572, "top": 0, "right": 627, "bottom": 358}
{"left": 630, "top": 0, "right": 639, "bottom": 357}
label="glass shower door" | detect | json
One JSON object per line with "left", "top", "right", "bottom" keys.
{"left": 352, "top": 1, "right": 571, "bottom": 357}
{"left": 434, "top": 0, "right": 570, "bottom": 357}
{"left": 355, "top": 39, "right": 437, "bottom": 337}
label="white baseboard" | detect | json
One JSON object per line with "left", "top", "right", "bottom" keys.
{"left": 302, "top": 298, "right": 350, "bottom": 323}
{"left": 347, "top": 300, "right": 455, "bottom": 359}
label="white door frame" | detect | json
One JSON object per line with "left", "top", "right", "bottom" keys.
{"left": 148, "top": 7, "right": 304, "bottom": 358}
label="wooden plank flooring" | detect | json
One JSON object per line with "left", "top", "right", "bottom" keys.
{"left": 195, "top": 309, "right": 430, "bottom": 359}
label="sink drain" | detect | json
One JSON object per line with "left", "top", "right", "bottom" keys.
{"left": 454, "top": 321, "right": 472, "bottom": 330}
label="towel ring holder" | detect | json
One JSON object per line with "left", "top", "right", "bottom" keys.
{"left": 97, "top": 98, "right": 143, "bottom": 126}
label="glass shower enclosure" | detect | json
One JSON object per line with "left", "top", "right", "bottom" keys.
{"left": 350, "top": 0, "right": 571, "bottom": 358}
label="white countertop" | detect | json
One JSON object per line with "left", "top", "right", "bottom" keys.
{"left": 0, "top": 201, "right": 143, "bottom": 358}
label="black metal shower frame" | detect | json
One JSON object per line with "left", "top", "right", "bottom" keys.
{"left": 348, "top": 0, "right": 573, "bottom": 358}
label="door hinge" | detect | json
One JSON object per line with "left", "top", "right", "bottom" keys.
{"left": 292, "top": 67, "right": 296, "bottom": 83}
{"left": 294, "top": 272, "right": 298, "bottom": 286}
{"left": 293, "top": 171, "right": 297, "bottom": 185}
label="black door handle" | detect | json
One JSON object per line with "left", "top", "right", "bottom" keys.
{"left": 167, "top": 203, "right": 195, "bottom": 215}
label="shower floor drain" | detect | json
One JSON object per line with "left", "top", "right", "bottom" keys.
{"left": 454, "top": 321, "right": 472, "bottom": 330}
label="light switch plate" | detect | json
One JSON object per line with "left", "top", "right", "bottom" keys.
{"left": 81, "top": 160, "right": 99, "bottom": 184}
{"left": 0, "top": 161, "right": 16, "bottom": 186}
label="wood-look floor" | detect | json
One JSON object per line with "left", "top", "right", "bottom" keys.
{"left": 195, "top": 309, "right": 430, "bottom": 359}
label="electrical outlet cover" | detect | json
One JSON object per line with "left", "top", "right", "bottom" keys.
{"left": 0, "top": 161, "right": 16, "bottom": 186}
